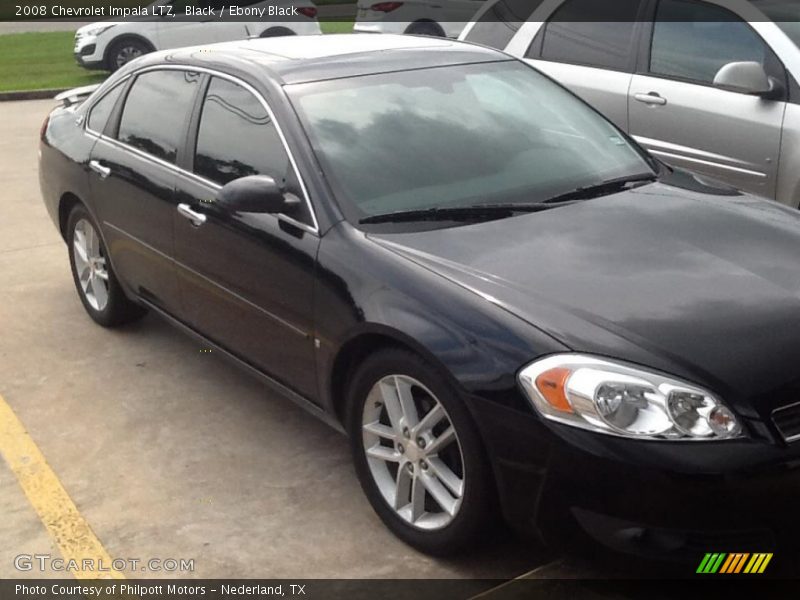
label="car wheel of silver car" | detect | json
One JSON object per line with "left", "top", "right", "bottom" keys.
{"left": 67, "top": 204, "right": 146, "bottom": 327}
{"left": 260, "top": 27, "right": 296, "bottom": 38}
{"left": 348, "top": 348, "right": 492, "bottom": 555}
{"left": 405, "top": 21, "right": 446, "bottom": 37}
{"left": 107, "top": 38, "right": 151, "bottom": 72}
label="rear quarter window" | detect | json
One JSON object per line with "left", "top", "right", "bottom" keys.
{"left": 87, "top": 84, "right": 124, "bottom": 134}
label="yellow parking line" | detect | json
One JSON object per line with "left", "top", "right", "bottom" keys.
{"left": 0, "top": 393, "right": 124, "bottom": 580}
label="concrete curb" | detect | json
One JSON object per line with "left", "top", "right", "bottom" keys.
{"left": 0, "top": 88, "right": 66, "bottom": 102}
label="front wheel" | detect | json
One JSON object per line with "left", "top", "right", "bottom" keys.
{"left": 348, "top": 348, "right": 493, "bottom": 555}
{"left": 106, "top": 38, "right": 150, "bottom": 72}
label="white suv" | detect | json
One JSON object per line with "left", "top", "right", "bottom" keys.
{"left": 75, "top": 0, "right": 321, "bottom": 72}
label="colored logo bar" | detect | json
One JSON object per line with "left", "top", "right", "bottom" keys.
{"left": 697, "top": 553, "right": 773, "bottom": 574}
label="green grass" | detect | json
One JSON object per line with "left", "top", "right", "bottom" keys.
{"left": 320, "top": 20, "right": 354, "bottom": 34}
{"left": 0, "top": 32, "right": 106, "bottom": 92}
{"left": 0, "top": 21, "right": 354, "bottom": 93}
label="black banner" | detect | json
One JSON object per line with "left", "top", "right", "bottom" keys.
{"left": 1, "top": 579, "right": 798, "bottom": 600}
{"left": 2, "top": 0, "right": 797, "bottom": 24}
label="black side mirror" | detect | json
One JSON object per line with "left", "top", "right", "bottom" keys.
{"left": 216, "top": 175, "right": 301, "bottom": 215}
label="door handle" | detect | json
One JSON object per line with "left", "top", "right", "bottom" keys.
{"left": 177, "top": 203, "right": 207, "bottom": 227}
{"left": 634, "top": 92, "right": 667, "bottom": 106}
{"left": 89, "top": 160, "right": 111, "bottom": 179}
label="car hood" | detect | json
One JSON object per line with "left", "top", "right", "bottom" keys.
{"left": 369, "top": 183, "right": 800, "bottom": 419}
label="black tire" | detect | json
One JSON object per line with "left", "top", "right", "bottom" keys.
{"left": 405, "top": 21, "right": 446, "bottom": 37}
{"left": 67, "top": 204, "right": 146, "bottom": 327}
{"left": 347, "top": 348, "right": 493, "bottom": 555}
{"left": 106, "top": 37, "right": 151, "bottom": 72}
{"left": 260, "top": 27, "right": 296, "bottom": 38}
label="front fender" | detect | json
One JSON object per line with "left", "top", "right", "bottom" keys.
{"left": 313, "top": 222, "right": 567, "bottom": 417}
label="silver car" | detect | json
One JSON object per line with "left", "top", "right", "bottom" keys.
{"left": 461, "top": 0, "right": 800, "bottom": 207}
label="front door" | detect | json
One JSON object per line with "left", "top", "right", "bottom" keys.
{"left": 172, "top": 75, "right": 320, "bottom": 400}
{"left": 629, "top": 0, "right": 787, "bottom": 198}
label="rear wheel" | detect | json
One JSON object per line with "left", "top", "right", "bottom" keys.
{"left": 405, "top": 21, "right": 446, "bottom": 37}
{"left": 67, "top": 205, "right": 146, "bottom": 327}
{"left": 260, "top": 27, "right": 296, "bottom": 38}
{"left": 348, "top": 348, "right": 492, "bottom": 555}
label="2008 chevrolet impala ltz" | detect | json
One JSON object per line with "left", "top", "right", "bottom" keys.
{"left": 39, "top": 34, "right": 800, "bottom": 558}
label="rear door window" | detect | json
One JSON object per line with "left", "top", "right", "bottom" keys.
{"left": 530, "top": 0, "right": 642, "bottom": 71}
{"left": 464, "top": 0, "right": 545, "bottom": 49}
{"left": 117, "top": 70, "right": 201, "bottom": 163}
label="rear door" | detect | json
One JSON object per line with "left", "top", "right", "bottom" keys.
{"left": 172, "top": 75, "right": 320, "bottom": 400}
{"left": 523, "top": 0, "right": 645, "bottom": 131}
{"left": 460, "top": 0, "right": 546, "bottom": 49}
{"left": 88, "top": 69, "right": 202, "bottom": 313}
{"left": 629, "top": 0, "right": 787, "bottom": 197}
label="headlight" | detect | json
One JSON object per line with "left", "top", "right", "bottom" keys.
{"left": 83, "top": 24, "right": 116, "bottom": 37}
{"left": 518, "top": 354, "right": 742, "bottom": 441}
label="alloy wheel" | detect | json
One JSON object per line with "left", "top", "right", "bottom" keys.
{"left": 72, "top": 218, "right": 109, "bottom": 311}
{"left": 115, "top": 46, "right": 143, "bottom": 69}
{"left": 361, "top": 375, "right": 465, "bottom": 530}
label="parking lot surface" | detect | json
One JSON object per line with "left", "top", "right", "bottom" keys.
{"left": 0, "top": 99, "right": 571, "bottom": 581}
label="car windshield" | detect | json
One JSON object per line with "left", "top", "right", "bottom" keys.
{"left": 287, "top": 61, "right": 653, "bottom": 224}
{"left": 752, "top": 0, "right": 800, "bottom": 47}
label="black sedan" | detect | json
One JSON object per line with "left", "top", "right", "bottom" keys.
{"left": 39, "top": 34, "right": 800, "bottom": 560}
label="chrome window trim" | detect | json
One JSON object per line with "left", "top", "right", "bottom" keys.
{"left": 91, "top": 64, "right": 320, "bottom": 234}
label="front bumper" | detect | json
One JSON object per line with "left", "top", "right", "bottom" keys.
{"left": 73, "top": 35, "right": 105, "bottom": 70}
{"left": 469, "top": 395, "right": 800, "bottom": 569}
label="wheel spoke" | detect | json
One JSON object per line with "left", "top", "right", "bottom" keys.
{"left": 365, "top": 444, "right": 401, "bottom": 463}
{"left": 363, "top": 420, "right": 397, "bottom": 441}
{"left": 394, "top": 376, "right": 419, "bottom": 428}
{"left": 92, "top": 275, "right": 109, "bottom": 308}
{"left": 421, "top": 472, "right": 457, "bottom": 516}
{"left": 94, "top": 268, "right": 109, "bottom": 281}
{"left": 393, "top": 463, "right": 412, "bottom": 510}
{"left": 413, "top": 403, "right": 444, "bottom": 436}
{"left": 410, "top": 474, "right": 426, "bottom": 522}
{"left": 78, "top": 266, "right": 91, "bottom": 292}
{"left": 425, "top": 425, "right": 456, "bottom": 455}
{"left": 379, "top": 379, "right": 404, "bottom": 434}
{"left": 427, "top": 457, "right": 464, "bottom": 498}
{"left": 73, "top": 235, "right": 89, "bottom": 264}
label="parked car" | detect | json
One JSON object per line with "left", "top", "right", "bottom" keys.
{"left": 74, "top": 0, "right": 321, "bottom": 72}
{"left": 461, "top": 0, "right": 800, "bottom": 207}
{"left": 354, "top": 0, "right": 485, "bottom": 37}
{"left": 40, "top": 34, "right": 800, "bottom": 559}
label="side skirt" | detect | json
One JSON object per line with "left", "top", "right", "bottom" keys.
{"left": 139, "top": 298, "right": 346, "bottom": 435}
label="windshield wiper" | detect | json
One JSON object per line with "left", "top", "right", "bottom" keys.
{"left": 359, "top": 202, "right": 562, "bottom": 225}
{"left": 542, "top": 172, "right": 658, "bottom": 205}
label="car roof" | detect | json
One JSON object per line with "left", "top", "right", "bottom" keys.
{"left": 139, "top": 34, "right": 512, "bottom": 85}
